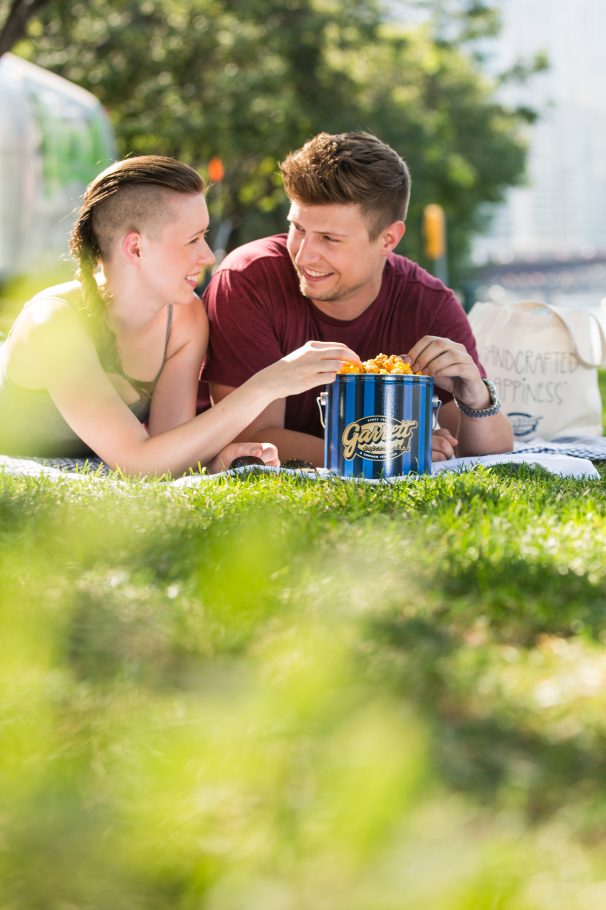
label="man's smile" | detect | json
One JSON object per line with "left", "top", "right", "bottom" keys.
{"left": 299, "top": 266, "right": 334, "bottom": 281}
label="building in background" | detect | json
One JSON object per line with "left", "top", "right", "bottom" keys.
{"left": 473, "top": 0, "right": 606, "bottom": 265}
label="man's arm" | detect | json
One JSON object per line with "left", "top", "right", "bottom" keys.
{"left": 438, "top": 400, "right": 513, "bottom": 457}
{"left": 210, "top": 382, "right": 325, "bottom": 465}
{"left": 409, "top": 335, "right": 513, "bottom": 457}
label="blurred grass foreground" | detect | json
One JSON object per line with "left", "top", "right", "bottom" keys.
{"left": 3, "top": 463, "right": 606, "bottom": 909}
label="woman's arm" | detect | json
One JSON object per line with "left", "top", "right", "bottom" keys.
{"left": 27, "top": 302, "right": 358, "bottom": 475}
{"left": 147, "top": 296, "right": 208, "bottom": 435}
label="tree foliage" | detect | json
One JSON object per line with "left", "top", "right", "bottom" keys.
{"left": 15, "top": 0, "right": 537, "bottom": 276}
{"left": 0, "top": 0, "right": 51, "bottom": 56}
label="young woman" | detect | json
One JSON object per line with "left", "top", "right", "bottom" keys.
{"left": 0, "top": 156, "right": 358, "bottom": 475}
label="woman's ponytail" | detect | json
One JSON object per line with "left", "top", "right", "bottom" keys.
{"left": 70, "top": 204, "right": 120, "bottom": 372}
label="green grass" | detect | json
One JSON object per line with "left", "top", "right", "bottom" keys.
{"left": 2, "top": 264, "right": 606, "bottom": 905}
{"left": 3, "top": 465, "right": 606, "bottom": 908}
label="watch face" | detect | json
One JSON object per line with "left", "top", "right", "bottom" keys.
{"left": 484, "top": 379, "right": 500, "bottom": 407}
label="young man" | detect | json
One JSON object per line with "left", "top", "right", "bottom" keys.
{"left": 203, "top": 131, "right": 513, "bottom": 465}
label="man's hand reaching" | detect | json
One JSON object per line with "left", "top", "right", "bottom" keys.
{"left": 432, "top": 427, "right": 458, "bottom": 462}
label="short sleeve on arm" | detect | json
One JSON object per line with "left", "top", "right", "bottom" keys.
{"left": 203, "top": 267, "right": 285, "bottom": 388}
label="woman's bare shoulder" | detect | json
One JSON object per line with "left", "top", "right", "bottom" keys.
{"left": 6, "top": 284, "right": 95, "bottom": 387}
{"left": 22, "top": 291, "right": 83, "bottom": 335}
{"left": 168, "top": 294, "right": 208, "bottom": 355}
{"left": 30, "top": 279, "right": 82, "bottom": 303}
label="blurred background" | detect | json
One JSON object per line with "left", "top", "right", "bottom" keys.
{"left": 4, "top": 5, "right": 606, "bottom": 907}
{"left": 5, "top": 0, "right": 605, "bottom": 314}
{"left": 469, "top": 0, "right": 606, "bottom": 308}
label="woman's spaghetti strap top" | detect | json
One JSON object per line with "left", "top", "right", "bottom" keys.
{"left": 0, "top": 285, "right": 174, "bottom": 457}
{"left": 120, "top": 303, "right": 173, "bottom": 402}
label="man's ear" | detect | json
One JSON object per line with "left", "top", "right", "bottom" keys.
{"left": 379, "top": 221, "right": 405, "bottom": 255}
{"left": 121, "top": 231, "right": 142, "bottom": 263}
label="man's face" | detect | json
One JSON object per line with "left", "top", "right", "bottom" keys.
{"left": 286, "top": 200, "right": 401, "bottom": 312}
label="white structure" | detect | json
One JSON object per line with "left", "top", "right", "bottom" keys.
{"left": 472, "top": 0, "right": 606, "bottom": 264}
{"left": 0, "top": 53, "right": 115, "bottom": 281}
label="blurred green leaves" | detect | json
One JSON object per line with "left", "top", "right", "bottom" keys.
{"left": 14, "top": 0, "right": 536, "bottom": 275}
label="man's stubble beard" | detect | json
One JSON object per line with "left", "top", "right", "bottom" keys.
{"left": 297, "top": 273, "right": 368, "bottom": 305}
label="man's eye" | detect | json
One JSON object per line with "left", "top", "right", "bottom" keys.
{"left": 324, "top": 236, "right": 339, "bottom": 243}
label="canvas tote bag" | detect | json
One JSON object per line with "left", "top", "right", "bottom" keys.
{"left": 468, "top": 299, "right": 606, "bottom": 440}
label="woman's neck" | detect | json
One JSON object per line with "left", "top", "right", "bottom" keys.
{"left": 102, "top": 268, "right": 164, "bottom": 336}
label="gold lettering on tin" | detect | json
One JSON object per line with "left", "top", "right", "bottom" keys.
{"left": 341, "top": 415, "right": 418, "bottom": 461}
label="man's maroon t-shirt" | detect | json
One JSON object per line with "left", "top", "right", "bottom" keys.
{"left": 203, "top": 234, "right": 484, "bottom": 439}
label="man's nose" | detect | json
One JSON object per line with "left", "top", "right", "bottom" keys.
{"left": 294, "top": 234, "right": 315, "bottom": 265}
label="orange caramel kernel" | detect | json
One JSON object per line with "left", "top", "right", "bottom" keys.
{"left": 338, "top": 353, "right": 426, "bottom": 376}
{"left": 337, "top": 361, "right": 363, "bottom": 374}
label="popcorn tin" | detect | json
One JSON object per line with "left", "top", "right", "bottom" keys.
{"left": 318, "top": 374, "right": 440, "bottom": 478}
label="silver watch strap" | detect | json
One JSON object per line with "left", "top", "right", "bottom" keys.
{"left": 454, "top": 378, "right": 501, "bottom": 418}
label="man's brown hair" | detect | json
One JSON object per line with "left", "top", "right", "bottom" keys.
{"left": 279, "top": 131, "right": 411, "bottom": 239}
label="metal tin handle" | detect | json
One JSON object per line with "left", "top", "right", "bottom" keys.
{"left": 432, "top": 396, "right": 442, "bottom": 430}
{"left": 317, "top": 391, "right": 327, "bottom": 429}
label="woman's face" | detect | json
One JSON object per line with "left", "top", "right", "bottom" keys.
{"left": 138, "top": 192, "right": 215, "bottom": 306}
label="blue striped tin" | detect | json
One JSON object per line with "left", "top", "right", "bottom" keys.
{"left": 318, "top": 374, "right": 439, "bottom": 478}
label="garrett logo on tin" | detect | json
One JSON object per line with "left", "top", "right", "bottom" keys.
{"left": 341, "top": 415, "right": 418, "bottom": 461}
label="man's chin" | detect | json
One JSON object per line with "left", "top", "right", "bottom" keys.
{"left": 299, "top": 280, "right": 341, "bottom": 303}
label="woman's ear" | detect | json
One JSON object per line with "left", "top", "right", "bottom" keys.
{"left": 121, "top": 231, "right": 142, "bottom": 263}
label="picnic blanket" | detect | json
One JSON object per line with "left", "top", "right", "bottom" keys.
{"left": 514, "top": 435, "right": 606, "bottom": 461}
{"left": 0, "top": 445, "right": 601, "bottom": 483}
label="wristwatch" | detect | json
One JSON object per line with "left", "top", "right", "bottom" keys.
{"left": 454, "top": 378, "right": 501, "bottom": 418}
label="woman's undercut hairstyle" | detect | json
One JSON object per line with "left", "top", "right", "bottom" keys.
{"left": 69, "top": 155, "right": 204, "bottom": 371}
{"left": 70, "top": 155, "right": 204, "bottom": 265}
{"left": 280, "top": 132, "right": 411, "bottom": 239}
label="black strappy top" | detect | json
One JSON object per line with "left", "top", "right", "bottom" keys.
{"left": 119, "top": 304, "right": 174, "bottom": 417}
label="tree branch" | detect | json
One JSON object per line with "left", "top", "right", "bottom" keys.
{"left": 0, "top": 0, "right": 53, "bottom": 57}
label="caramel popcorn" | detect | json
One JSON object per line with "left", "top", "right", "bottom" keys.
{"left": 338, "top": 353, "right": 425, "bottom": 375}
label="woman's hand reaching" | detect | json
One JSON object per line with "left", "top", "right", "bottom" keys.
{"left": 255, "top": 341, "right": 360, "bottom": 399}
